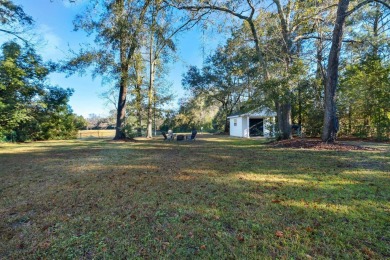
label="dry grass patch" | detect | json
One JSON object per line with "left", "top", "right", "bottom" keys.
{"left": 0, "top": 136, "right": 389, "bottom": 258}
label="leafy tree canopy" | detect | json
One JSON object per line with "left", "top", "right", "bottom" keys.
{"left": 0, "top": 41, "right": 82, "bottom": 141}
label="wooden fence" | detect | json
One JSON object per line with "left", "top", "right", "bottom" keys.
{"left": 78, "top": 130, "right": 116, "bottom": 139}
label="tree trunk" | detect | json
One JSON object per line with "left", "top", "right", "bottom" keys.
{"left": 298, "top": 85, "right": 302, "bottom": 126}
{"left": 274, "top": 0, "right": 293, "bottom": 139}
{"left": 276, "top": 101, "right": 283, "bottom": 134}
{"left": 281, "top": 102, "right": 292, "bottom": 139}
{"left": 322, "top": 0, "right": 350, "bottom": 142}
{"left": 133, "top": 54, "right": 143, "bottom": 137}
{"left": 224, "top": 118, "right": 230, "bottom": 133}
{"left": 114, "top": 81, "right": 127, "bottom": 139}
{"left": 247, "top": 19, "right": 269, "bottom": 80}
{"left": 372, "top": 3, "right": 380, "bottom": 56}
{"left": 146, "top": 4, "right": 155, "bottom": 139}
{"left": 135, "top": 83, "right": 142, "bottom": 137}
{"left": 315, "top": 38, "right": 326, "bottom": 86}
{"left": 114, "top": 0, "right": 128, "bottom": 140}
{"left": 348, "top": 105, "right": 352, "bottom": 134}
{"left": 146, "top": 57, "right": 155, "bottom": 138}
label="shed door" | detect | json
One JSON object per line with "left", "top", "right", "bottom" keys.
{"left": 249, "top": 118, "right": 263, "bottom": 136}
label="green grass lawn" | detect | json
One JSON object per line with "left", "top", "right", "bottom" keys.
{"left": 0, "top": 136, "right": 389, "bottom": 259}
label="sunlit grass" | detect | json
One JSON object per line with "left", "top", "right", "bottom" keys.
{"left": 78, "top": 130, "right": 115, "bottom": 139}
{"left": 0, "top": 136, "right": 389, "bottom": 258}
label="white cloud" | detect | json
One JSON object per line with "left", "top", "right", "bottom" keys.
{"left": 36, "top": 24, "right": 65, "bottom": 61}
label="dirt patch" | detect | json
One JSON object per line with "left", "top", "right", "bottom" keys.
{"left": 271, "top": 138, "right": 379, "bottom": 151}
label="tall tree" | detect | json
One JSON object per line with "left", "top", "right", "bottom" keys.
{"left": 339, "top": 55, "right": 390, "bottom": 139}
{"left": 0, "top": 41, "right": 77, "bottom": 141}
{"left": 347, "top": 2, "right": 390, "bottom": 58}
{"left": 64, "top": 0, "right": 152, "bottom": 139}
{"left": 339, "top": 2, "right": 390, "bottom": 139}
{"left": 322, "top": 0, "right": 390, "bottom": 142}
{"left": 144, "top": 0, "right": 202, "bottom": 138}
{"left": 183, "top": 43, "right": 251, "bottom": 132}
{"left": 132, "top": 50, "right": 145, "bottom": 136}
{"left": 0, "top": 42, "right": 45, "bottom": 137}
{"left": 167, "top": 1, "right": 271, "bottom": 104}
{"left": 168, "top": 0, "right": 333, "bottom": 139}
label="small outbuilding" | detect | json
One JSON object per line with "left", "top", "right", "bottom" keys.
{"left": 227, "top": 108, "right": 276, "bottom": 138}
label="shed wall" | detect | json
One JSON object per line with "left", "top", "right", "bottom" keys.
{"left": 242, "top": 116, "right": 249, "bottom": 138}
{"left": 230, "top": 117, "right": 243, "bottom": 137}
{"left": 229, "top": 116, "right": 275, "bottom": 138}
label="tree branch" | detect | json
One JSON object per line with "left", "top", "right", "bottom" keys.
{"left": 294, "top": 35, "right": 362, "bottom": 43}
{"left": 168, "top": 2, "right": 250, "bottom": 21}
{"left": 0, "top": 29, "right": 28, "bottom": 44}
{"left": 346, "top": 0, "right": 390, "bottom": 16}
{"left": 246, "top": 0, "right": 256, "bottom": 20}
{"left": 155, "top": 11, "right": 211, "bottom": 57}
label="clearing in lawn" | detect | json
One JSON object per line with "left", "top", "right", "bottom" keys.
{"left": 0, "top": 136, "right": 389, "bottom": 258}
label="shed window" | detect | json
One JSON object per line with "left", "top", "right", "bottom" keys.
{"left": 234, "top": 119, "right": 237, "bottom": 126}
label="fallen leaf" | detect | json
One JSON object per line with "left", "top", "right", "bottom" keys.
{"left": 361, "top": 247, "right": 374, "bottom": 257}
{"left": 272, "top": 199, "right": 282, "bottom": 203}
{"left": 181, "top": 215, "right": 191, "bottom": 223}
{"left": 275, "top": 230, "right": 284, "bottom": 237}
{"left": 200, "top": 245, "right": 206, "bottom": 250}
{"left": 237, "top": 234, "right": 245, "bottom": 242}
{"left": 162, "top": 242, "right": 170, "bottom": 250}
{"left": 175, "top": 234, "right": 183, "bottom": 239}
{"left": 306, "top": 227, "right": 314, "bottom": 232}
{"left": 39, "top": 241, "right": 51, "bottom": 249}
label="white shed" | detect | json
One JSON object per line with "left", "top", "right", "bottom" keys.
{"left": 227, "top": 108, "right": 276, "bottom": 138}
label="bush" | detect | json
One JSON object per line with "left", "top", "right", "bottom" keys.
{"left": 123, "top": 124, "right": 136, "bottom": 139}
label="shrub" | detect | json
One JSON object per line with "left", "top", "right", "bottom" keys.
{"left": 123, "top": 124, "right": 136, "bottom": 139}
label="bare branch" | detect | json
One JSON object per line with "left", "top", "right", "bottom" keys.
{"left": 0, "top": 29, "right": 28, "bottom": 44}
{"left": 293, "top": 34, "right": 362, "bottom": 43}
{"left": 346, "top": 0, "right": 390, "bottom": 16}
{"left": 167, "top": 2, "right": 251, "bottom": 21}
{"left": 155, "top": 11, "right": 211, "bottom": 57}
{"left": 246, "top": 0, "right": 256, "bottom": 20}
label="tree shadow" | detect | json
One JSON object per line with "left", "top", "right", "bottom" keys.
{"left": 0, "top": 137, "right": 388, "bottom": 258}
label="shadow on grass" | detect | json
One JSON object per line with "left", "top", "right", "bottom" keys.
{"left": 0, "top": 137, "right": 389, "bottom": 258}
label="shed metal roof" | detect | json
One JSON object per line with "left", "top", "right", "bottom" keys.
{"left": 227, "top": 107, "right": 276, "bottom": 118}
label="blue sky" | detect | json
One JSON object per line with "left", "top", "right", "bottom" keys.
{"left": 8, "top": 0, "right": 223, "bottom": 118}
